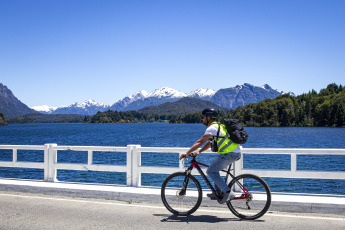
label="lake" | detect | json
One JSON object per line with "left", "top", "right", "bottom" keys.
{"left": 1, "top": 123, "right": 345, "bottom": 194}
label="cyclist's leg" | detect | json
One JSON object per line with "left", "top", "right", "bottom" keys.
{"left": 214, "top": 183, "right": 221, "bottom": 194}
{"left": 207, "top": 152, "right": 241, "bottom": 193}
{"left": 207, "top": 183, "right": 221, "bottom": 200}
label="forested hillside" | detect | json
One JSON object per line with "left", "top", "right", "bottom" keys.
{"left": 87, "top": 97, "right": 226, "bottom": 123}
{"left": 86, "top": 110, "right": 163, "bottom": 123}
{"left": 8, "top": 113, "right": 86, "bottom": 123}
{"left": 172, "top": 84, "right": 345, "bottom": 127}
{"left": 139, "top": 97, "right": 225, "bottom": 115}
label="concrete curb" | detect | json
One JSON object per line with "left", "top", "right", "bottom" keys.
{"left": 1, "top": 178, "right": 344, "bottom": 216}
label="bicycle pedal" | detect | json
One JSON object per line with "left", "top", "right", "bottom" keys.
{"left": 207, "top": 193, "right": 217, "bottom": 200}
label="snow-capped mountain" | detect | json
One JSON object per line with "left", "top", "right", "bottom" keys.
{"left": 148, "top": 87, "right": 188, "bottom": 98}
{"left": 188, "top": 88, "right": 216, "bottom": 100}
{"left": 71, "top": 99, "right": 108, "bottom": 109}
{"left": 112, "top": 87, "right": 188, "bottom": 111}
{"left": 49, "top": 99, "right": 109, "bottom": 115}
{"left": 110, "top": 90, "right": 148, "bottom": 111}
{"left": 32, "top": 105, "right": 58, "bottom": 114}
{"left": 32, "top": 84, "right": 288, "bottom": 115}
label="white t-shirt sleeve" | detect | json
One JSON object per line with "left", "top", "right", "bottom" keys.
{"left": 205, "top": 125, "right": 218, "bottom": 136}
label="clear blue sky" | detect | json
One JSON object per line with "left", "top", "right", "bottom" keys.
{"left": 1, "top": 0, "right": 344, "bottom": 107}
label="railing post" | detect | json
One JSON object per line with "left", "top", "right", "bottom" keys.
{"left": 88, "top": 150, "right": 93, "bottom": 165}
{"left": 13, "top": 149, "right": 17, "bottom": 163}
{"left": 44, "top": 144, "right": 48, "bottom": 181}
{"left": 126, "top": 145, "right": 141, "bottom": 187}
{"left": 132, "top": 145, "right": 141, "bottom": 187}
{"left": 126, "top": 145, "right": 132, "bottom": 186}
{"left": 44, "top": 143, "right": 58, "bottom": 182}
{"left": 291, "top": 153, "right": 297, "bottom": 172}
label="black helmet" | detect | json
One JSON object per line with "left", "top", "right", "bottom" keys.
{"left": 202, "top": 108, "right": 218, "bottom": 118}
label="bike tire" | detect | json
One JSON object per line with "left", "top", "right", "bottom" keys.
{"left": 227, "top": 174, "right": 271, "bottom": 220}
{"left": 161, "top": 172, "right": 202, "bottom": 216}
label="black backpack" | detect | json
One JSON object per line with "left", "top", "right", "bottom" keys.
{"left": 223, "top": 119, "right": 249, "bottom": 144}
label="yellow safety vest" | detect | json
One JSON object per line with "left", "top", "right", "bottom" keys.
{"left": 209, "top": 122, "right": 240, "bottom": 154}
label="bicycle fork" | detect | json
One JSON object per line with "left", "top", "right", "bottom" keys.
{"left": 179, "top": 167, "right": 193, "bottom": 196}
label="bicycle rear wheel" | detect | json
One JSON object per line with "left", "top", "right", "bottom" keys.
{"left": 227, "top": 174, "right": 271, "bottom": 220}
{"left": 161, "top": 172, "right": 202, "bottom": 216}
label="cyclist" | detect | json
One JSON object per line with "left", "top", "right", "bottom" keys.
{"left": 179, "top": 108, "right": 241, "bottom": 204}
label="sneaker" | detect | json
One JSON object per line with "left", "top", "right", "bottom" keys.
{"left": 219, "top": 190, "right": 235, "bottom": 204}
{"left": 207, "top": 193, "right": 217, "bottom": 200}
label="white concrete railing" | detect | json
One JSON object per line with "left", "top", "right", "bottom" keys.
{"left": 0, "top": 144, "right": 345, "bottom": 187}
{"left": 237, "top": 148, "right": 345, "bottom": 180}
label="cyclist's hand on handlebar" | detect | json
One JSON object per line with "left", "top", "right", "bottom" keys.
{"left": 179, "top": 152, "right": 199, "bottom": 160}
{"left": 179, "top": 153, "right": 188, "bottom": 160}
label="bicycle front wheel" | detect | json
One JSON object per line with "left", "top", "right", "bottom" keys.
{"left": 227, "top": 174, "right": 271, "bottom": 220}
{"left": 161, "top": 172, "right": 202, "bottom": 216}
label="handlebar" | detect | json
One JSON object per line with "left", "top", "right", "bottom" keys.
{"left": 189, "top": 152, "right": 197, "bottom": 157}
{"left": 181, "top": 152, "right": 197, "bottom": 159}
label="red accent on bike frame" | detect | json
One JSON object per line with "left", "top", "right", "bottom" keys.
{"left": 233, "top": 183, "right": 250, "bottom": 200}
{"left": 191, "top": 162, "right": 198, "bottom": 168}
{"left": 191, "top": 161, "right": 208, "bottom": 168}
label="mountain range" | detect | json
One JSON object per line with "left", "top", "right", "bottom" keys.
{"left": 0, "top": 83, "right": 37, "bottom": 119}
{"left": 31, "top": 84, "right": 290, "bottom": 115}
{"left": 139, "top": 97, "right": 225, "bottom": 116}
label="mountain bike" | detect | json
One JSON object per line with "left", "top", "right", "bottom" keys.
{"left": 161, "top": 153, "right": 271, "bottom": 220}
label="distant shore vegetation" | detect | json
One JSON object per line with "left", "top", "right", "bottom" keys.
{"left": 0, "top": 113, "right": 7, "bottom": 126}
{"left": 84, "top": 110, "right": 173, "bottom": 123}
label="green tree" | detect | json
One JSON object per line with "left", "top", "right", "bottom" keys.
{"left": 315, "top": 100, "right": 331, "bottom": 126}
{"left": 335, "top": 103, "right": 345, "bottom": 127}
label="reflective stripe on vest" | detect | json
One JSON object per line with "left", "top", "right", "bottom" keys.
{"left": 210, "top": 122, "right": 239, "bottom": 154}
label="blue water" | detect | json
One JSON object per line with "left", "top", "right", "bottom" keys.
{"left": 1, "top": 123, "right": 345, "bottom": 194}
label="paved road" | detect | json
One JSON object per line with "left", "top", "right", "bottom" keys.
{"left": 0, "top": 191, "right": 344, "bottom": 230}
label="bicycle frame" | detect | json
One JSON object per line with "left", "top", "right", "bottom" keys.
{"left": 183, "top": 156, "right": 249, "bottom": 201}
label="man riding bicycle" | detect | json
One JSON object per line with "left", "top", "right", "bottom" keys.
{"left": 180, "top": 108, "right": 241, "bottom": 204}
